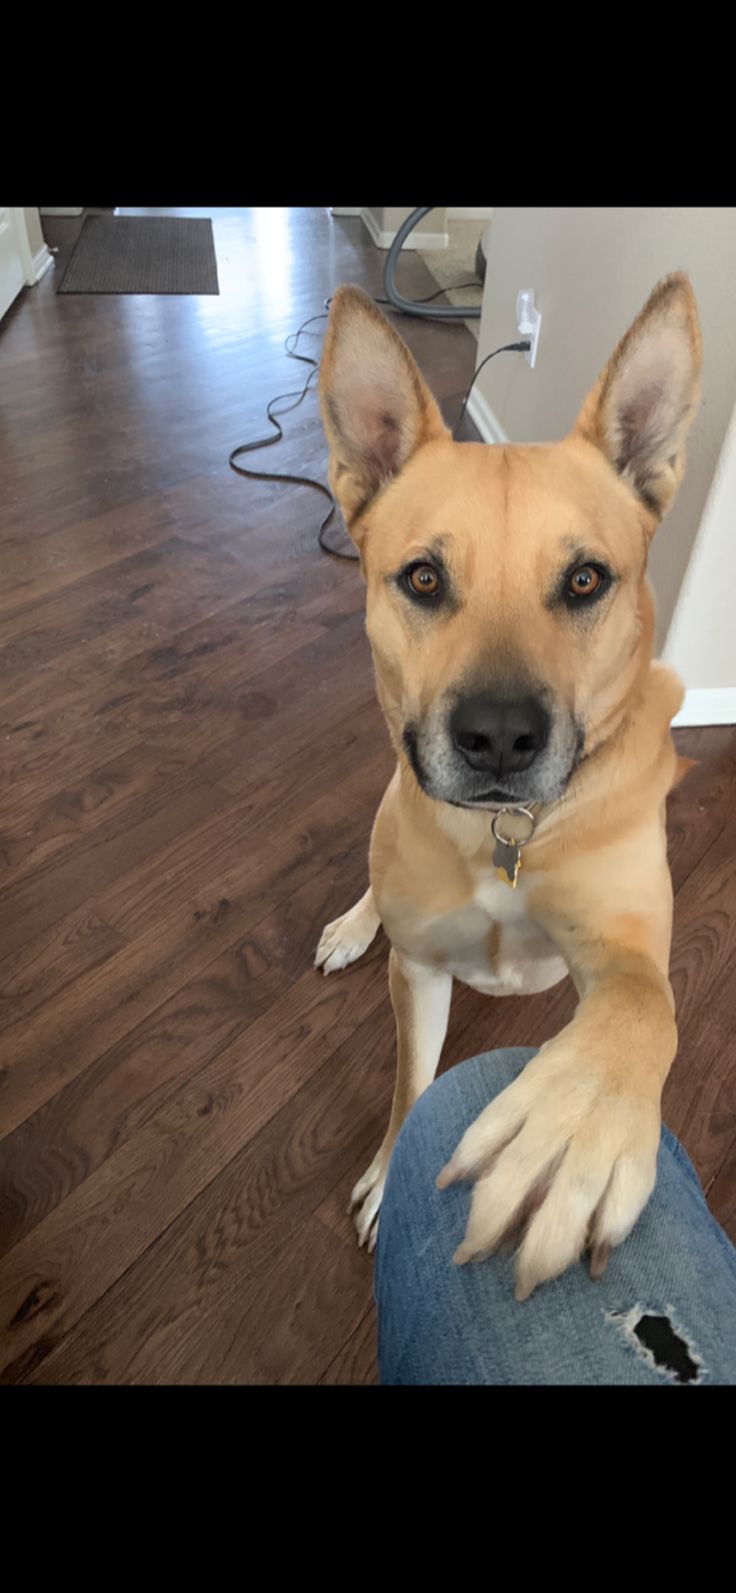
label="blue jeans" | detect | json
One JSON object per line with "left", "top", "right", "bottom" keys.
{"left": 374, "top": 1049, "right": 736, "bottom": 1385}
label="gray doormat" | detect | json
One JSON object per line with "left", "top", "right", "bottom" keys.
{"left": 57, "top": 216, "right": 219, "bottom": 295}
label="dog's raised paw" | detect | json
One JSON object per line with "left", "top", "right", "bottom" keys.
{"left": 314, "top": 895, "right": 380, "bottom": 976}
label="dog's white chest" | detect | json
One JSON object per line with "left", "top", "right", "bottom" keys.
{"left": 461, "top": 866, "right": 565, "bottom": 994}
{"left": 471, "top": 865, "right": 534, "bottom": 923}
{"left": 387, "top": 862, "right": 568, "bottom": 999}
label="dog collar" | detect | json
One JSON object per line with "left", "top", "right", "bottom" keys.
{"left": 491, "top": 804, "right": 538, "bottom": 888}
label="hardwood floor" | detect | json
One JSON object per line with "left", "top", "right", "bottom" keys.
{"left": 0, "top": 208, "right": 733, "bottom": 1385}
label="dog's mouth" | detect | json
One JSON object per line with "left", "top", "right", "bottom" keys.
{"left": 458, "top": 787, "right": 518, "bottom": 808}
{"left": 403, "top": 720, "right": 584, "bottom": 810}
{"left": 446, "top": 788, "right": 541, "bottom": 812}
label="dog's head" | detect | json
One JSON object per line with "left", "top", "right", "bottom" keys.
{"left": 320, "top": 275, "right": 701, "bottom": 809}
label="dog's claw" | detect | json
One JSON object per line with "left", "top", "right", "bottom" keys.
{"left": 349, "top": 1155, "right": 387, "bottom": 1252}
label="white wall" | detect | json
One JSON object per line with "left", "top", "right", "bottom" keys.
{"left": 473, "top": 208, "right": 736, "bottom": 647}
{"left": 665, "top": 401, "right": 736, "bottom": 714}
{"left": 1, "top": 209, "right": 53, "bottom": 318}
{"left": 361, "top": 207, "right": 448, "bottom": 250}
{"left": 23, "top": 207, "right": 44, "bottom": 256}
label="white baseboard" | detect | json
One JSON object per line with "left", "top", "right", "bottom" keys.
{"left": 447, "top": 208, "right": 494, "bottom": 220}
{"left": 31, "top": 243, "right": 54, "bottom": 283}
{"left": 360, "top": 208, "right": 448, "bottom": 251}
{"left": 465, "top": 385, "right": 508, "bottom": 444}
{"left": 671, "top": 687, "right": 736, "bottom": 727}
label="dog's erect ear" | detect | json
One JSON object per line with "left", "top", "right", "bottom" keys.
{"left": 319, "top": 284, "right": 448, "bottom": 533}
{"left": 572, "top": 273, "right": 702, "bottom": 521}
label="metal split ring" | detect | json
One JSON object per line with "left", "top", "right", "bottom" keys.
{"left": 491, "top": 805, "right": 537, "bottom": 848}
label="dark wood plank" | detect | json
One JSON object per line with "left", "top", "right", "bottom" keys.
{"left": 0, "top": 903, "right": 127, "bottom": 1036}
{"left": 663, "top": 810, "right": 736, "bottom": 1184}
{"left": 709, "top": 1137, "right": 736, "bottom": 1234}
{"left": 0, "top": 743, "right": 391, "bottom": 1137}
{"left": 0, "top": 603, "right": 369, "bottom": 834}
{"left": 0, "top": 832, "right": 388, "bottom": 1258}
{"left": 0, "top": 762, "right": 230, "bottom": 965}
{"left": 318, "top": 1308, "right": 380, "bottom": 1386}
{"left": 8, "top": 999, "right": 396, "bottom": 1384}
{"left": 668, "top": 726, "right": 736, "bottom": 891}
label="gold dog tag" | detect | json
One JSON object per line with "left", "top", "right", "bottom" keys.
{"left": 493, "top": 838, "right": 522, "bottom": 887}
{"left": 491, "top": 806, "right": 537, "bottom": 889}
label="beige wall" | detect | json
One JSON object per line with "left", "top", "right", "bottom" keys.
{"left": 363, "top": 207, "right": 447, "bottom": 245}
{"left": 23, "top": 207, "right": 44, "bottom": 257}
{"left": 475, "top": 208, "right": 736, "bottom": 644}
{"left": 664, "top": 401, "right": 736, "bottom": 691}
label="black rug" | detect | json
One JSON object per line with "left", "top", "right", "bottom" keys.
{"left": 57, "top": 216, "right": 219, "bottom": 295}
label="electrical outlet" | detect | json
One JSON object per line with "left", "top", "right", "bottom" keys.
{"left": 516, "top": 289, "right": 542, "bottom": 368}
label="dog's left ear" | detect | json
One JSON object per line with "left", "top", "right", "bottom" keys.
{"left": 572, "top": 273, "right": 702, "bottom": 522}
{"left": 320, "top": 284, "right": 448, "bottom": 535}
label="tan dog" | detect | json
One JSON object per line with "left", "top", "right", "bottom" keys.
{"left": 315, "top": 274, "right": 702, "bottom": 1299}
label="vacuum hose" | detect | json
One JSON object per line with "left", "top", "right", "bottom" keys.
{"left": 383, "top": 206, "right": 482, "bottom": 321}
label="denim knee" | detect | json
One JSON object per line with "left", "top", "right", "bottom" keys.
{"left": 390, "top": 1046, "right": 539, "bottom": 1172}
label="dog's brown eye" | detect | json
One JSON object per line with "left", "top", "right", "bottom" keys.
{"left": 408, "top": 564, "right": 440, "bottom": 596}
{"left": 567, "top": 564, "right": 602, "bottom": 598}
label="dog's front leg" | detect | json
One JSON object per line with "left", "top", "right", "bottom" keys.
{"left": 351, "top": 948, "right": 453, "bottom": 1250}
{"left": 438, "top": 856, "right": 678, "bottom": 1297}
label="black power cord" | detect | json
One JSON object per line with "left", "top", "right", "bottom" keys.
{"left": 228, "top": 313, "right": 340, "bottom": 555}
{"left": 229, "top": 295, "right": 530, "bottom": 561}
{"left": 452, "top": 340, "right": 531, "bottom": 436}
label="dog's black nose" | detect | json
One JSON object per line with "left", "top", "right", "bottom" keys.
{"left": 450, "top": 694, "right": 550, "bottom": 777}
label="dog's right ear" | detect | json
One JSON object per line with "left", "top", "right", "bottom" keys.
{"left": 319, "top": 285, "right": 448, "bottom": 537}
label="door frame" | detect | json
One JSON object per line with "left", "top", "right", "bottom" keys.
{"left": 10, "top": 208, "right": 54, "bottom": 285}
